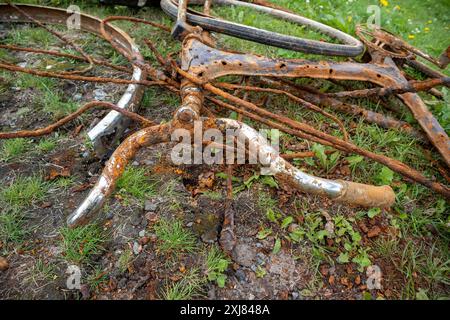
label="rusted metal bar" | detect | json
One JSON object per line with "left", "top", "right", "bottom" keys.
{"left": 327, "top": 77, "right": 450, "bottom": 98}
{"left": 204, "top": 90, "right": 450, "bottom": 199}
{"left": 218, "top": 118, "right": 396, "bottom": 208}
{"left": 178, "top": 38, "right": 450, "bottom": 168}
{"left": 258, "top": 77, "right": 426, "bottom": 141}
{"left": 0, "top": 44, "right": 131, "bottom": 74}
{"left": 215, "top": 82, "right": 349, "bottom": 141}
{"left": 0, "top": 101, "right": 154, "bottom": 139}
{"left": 7, "top": 2, "right": 95, "bottom": 75}
{"left": 67, "top": 123, "right": 172, "bottom": 227}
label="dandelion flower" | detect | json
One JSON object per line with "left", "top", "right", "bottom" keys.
{"left": 380, "top": 0, "right": 389, "bottom": 7}
{"left": 408, "top": 34, "right": 415, "bottom": 39}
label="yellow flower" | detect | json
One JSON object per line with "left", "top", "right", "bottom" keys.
{"left": 380, "top": 0, "right": 389, "bottom": 7}
{"left": 427, "top": 20, "right": 433, "bottom": 24}
{"left": 394, "top": 5, "right": 400, "bottom": 10}
{"left": 408, "top": 34, "right": 415, "bottom": 39}
{"left": 424, "top": 27, "right": 430, "bottom": 32}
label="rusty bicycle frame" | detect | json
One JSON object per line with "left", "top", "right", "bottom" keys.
{"left": 0, "top": 2, "right": 449, "bottom": 250}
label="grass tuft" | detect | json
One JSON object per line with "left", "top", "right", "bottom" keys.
{"left": 60, "top": 224, "right": 106, "bottom": 264}
{"left": 116, "top": 166, "right": 157, "bottom": 200}
{"left": 0, "top": 138, "right": 30, "bottom": 162}
{"left": 154, "top": 218, "right": 197, "bottom": 254}
{"left": 0, "top": 175, "right": 49, "bottom": 208}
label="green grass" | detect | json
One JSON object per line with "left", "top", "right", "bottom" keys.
{"left": 36, "top": 138, "right": 57, "bottom": 153}
{"left": 0, "top": 208, "right": 28, "bottom": 251}
{"left": 154, "top": 218, "right": 197, "bottom": 254}
{"left": 0, "top": 138, "right": 30, "bottom": 162}
{"left": 116, "top": 166, "right": 158, "bottom": 200}
{"left": 87, "top": 266, "right": 109, "bottom": 291}
{"left": 0, "top": 175, "right": 49, "bottom": 208}
{"left": 60, "top": 224, "right": 106, "bottom": 264}
{"left": 6, "top": 26, "right": 54, "bottom": 49}
{"left": 25, "top": 258, "right": 56, "bottom": 286}
{"left": 14, "top": 72, "right": 57, "bottom": 92}
{"left": 159, "top": 268, "right": 203, "bottom": 300}
{"left": 36, "top": 90, "right": 78, "bottom": 120}
{"left": 118, "top": 248, "right": 134, "bottom": 273}
{"left": 205, "top": 245, "right": 231, "bottom": 288}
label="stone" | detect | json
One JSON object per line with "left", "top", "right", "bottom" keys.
{"left": 232, "top": 244, "right": 256, "bottom": 267}
{"left": 144, "top": 200, "right": 158, "bottom": 212}
{"left": 0, "top": 257, "right": 9, "bottom": 271}
{"left": 367, "top": 226, "right": 381, "bottom": 238}
{"left": 235, "top": 268, "right": 246, "bottom": 282}
{"left": 132, "top": 242, "right": 142, "bottom": 255}
{"left": 130, "top": 213, "right": 142, "bottom": 226}
{"left": 80, "top": 284, "right": 90, "bottom": 299}
{"left": 93, "top": 88, "right": 107, "bottom": 100}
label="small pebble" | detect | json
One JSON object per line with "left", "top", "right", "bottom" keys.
{"left": 0, "top": 257, "right": 9, "bottom": 271}
{"left": 144, "top": 200, "right": 158, "bottom": 212}
{"left": 132, "top": 242, "right": 142, "bottom": 255}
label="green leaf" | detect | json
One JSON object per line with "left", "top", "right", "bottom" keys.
{"left": 337, "top": 252, "right": 349, "bottom": 263}
{"left": 363, "top": 292, "right": 373, "bottom": 300}
{"left": 216, "top": 274, "right": 227, "bottom": 288}
{"left": 266, "top": 208, "right": 277, "bottom": 223}
{"left": 375, "top": 167, "right": 394, "bottom": 185}
{"left": 316, "top": 230, "right": 329, "bottom": 241}
{"left": 217, "top": 259, "right": 229, "bottom": 272}
{"left": 256, "top": 228, "right": 272, "bottom": 240}
{"left": 435, "top": 199, "right": 447, "bottom": 214}
{"left": 289, "top": 229, "right": 305, "bottom": 243}
{"left": 344, "top": 242, "right": 353, "bottom": 251}
{"left": 312, "top": 143, "right": 327, "bottom": 169}
{"left": 229, "top": 111, "right": 238, "bottom": 120}
{"left": 272, "top": 238, "right": 281, "bottom": 254}
{"left": 281, "top": 216, "right": 294, "bottom": 229}
{"left": 416, "top": 288, "right": 429, "bottom": 300}
{"left": 352, "top": 251, "right": 371, "bottom": 272}
{"left": 216, "top": 172, "right": 240, "bottom": 182}
{"left": 346, "top": 155, "right": 364, "bottom": 168}
{"left": 260, "top": 176, "right": 279, "bottom": 189}
{"left": 367, "top": 208, "right": 381, "bottom": 219}
{"left": 351, "top": 231, "right": 362, "bottom": 243}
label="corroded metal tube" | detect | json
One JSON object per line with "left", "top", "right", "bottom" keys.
{"left": 67, "top": 123, "right": 172, "bottom": 227}
{"left": 218, "top": 118, "right": 396, "bottom": 208}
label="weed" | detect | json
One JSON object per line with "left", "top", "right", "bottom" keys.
{"left": 26, "top": 259, "right": 56, "bottom": 286}
{"left": 118, "top": 248, "right": 134, "bottom": 273}
{"left": 116, "top": 166, "right": 157, "bottom": 200}
{"left": 0, "top": 175, "right": 49, "bottom": 208}
{"left": 87, "top": 266, "right": 109, "bottom": 291}
{"left": 60, "top": 224, "right": 106, "bottom": 264}
{"left": 0, "top": 208, "right": 28, "bottom": 251}
{"left": 0, "top": 138, "right": 30, "bottom": 161}
{"left": 36, "top": 138, "right": 57, "bottom": 153}
{"left": 154, "top": 218, "right": 197, "bottom": 254}
{"left": 205, "top": 246, "right": 230, "bottom": 288}
{"left": 160, "top": 268, "right": 203, "bottom": 300}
